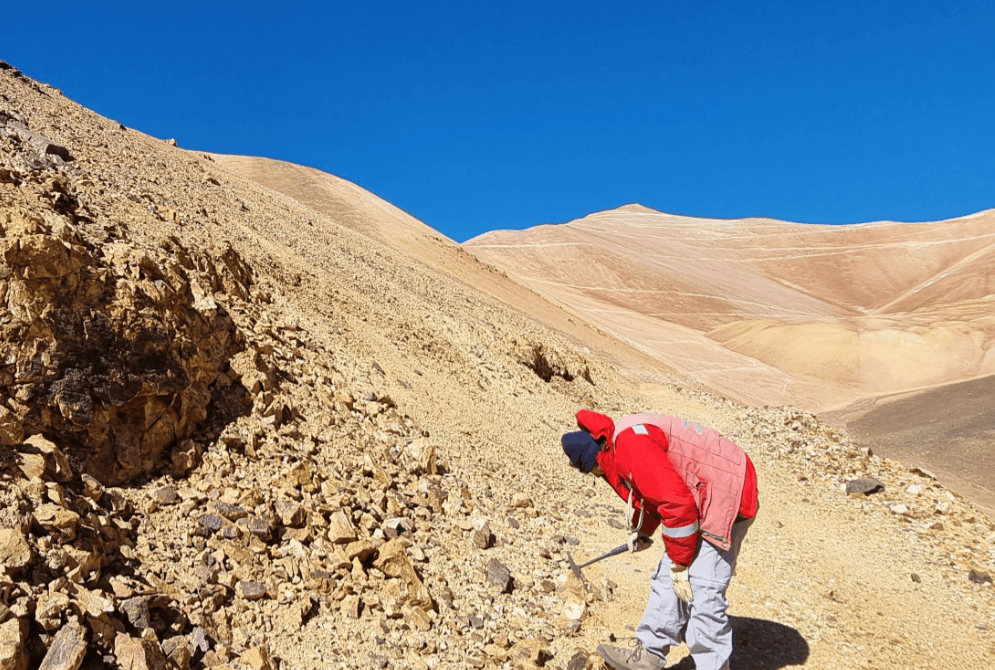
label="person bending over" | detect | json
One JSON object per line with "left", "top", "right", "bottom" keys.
{"left": 561, "top": 410, "right": 758, "bottom": 670}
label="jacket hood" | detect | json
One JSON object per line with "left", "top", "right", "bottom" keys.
{"left": 576, "top": 409, "right": 615, "bottom": 446}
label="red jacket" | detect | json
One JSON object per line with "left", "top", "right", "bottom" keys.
{"left": 578, "top": 410, "right": 758, "bottom": 566}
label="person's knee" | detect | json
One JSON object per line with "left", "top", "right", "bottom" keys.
{"left": 688, "top": 587, "right": 731, "bottom": 635}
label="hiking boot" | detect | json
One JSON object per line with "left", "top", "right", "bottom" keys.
{"left": 597, "top": 641, "right": 667, "bottom": 670}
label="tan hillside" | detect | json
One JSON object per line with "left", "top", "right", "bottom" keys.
{"left": 1, "top": 58, "right": 993, "bottom": 670}
{"left": 210, "top": 155, "right": 671, "bottom": 382}
{"left": 465, "top": 205, "right": 995, "bottom": 511}
{"left": 465, "top": 205, "right": 995, "bottom": 410}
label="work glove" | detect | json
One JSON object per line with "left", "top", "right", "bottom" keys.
{"left": 670, "top": 564, "right": 694, "bottom": 604}
{"left": 627, "top": 531, "right": 652, "bottom": 553}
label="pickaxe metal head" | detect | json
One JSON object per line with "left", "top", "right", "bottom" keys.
{"left": 567, "top": 552, "right": 583, "bottom": 580}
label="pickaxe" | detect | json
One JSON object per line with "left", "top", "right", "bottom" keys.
{"left": 567, "top": 541, "right": 629, "bottom": 579}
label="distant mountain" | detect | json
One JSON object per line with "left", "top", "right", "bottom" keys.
{"left": 465, "top": 205, "right": 995, "bottom": 412}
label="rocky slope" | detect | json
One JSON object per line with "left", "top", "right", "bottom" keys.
{"left": 0, "top": 59, "right": 993, "bottom": 670}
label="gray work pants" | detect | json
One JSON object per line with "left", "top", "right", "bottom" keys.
{"left": 636, "top": 517, "right": 754, "bottom": 670}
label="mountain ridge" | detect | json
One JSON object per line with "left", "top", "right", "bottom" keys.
{"left": 465, "top": 202, "right": 995, "bottom": 515}
{"left": 465, "top": 205, "right": 995, "bottom": 406}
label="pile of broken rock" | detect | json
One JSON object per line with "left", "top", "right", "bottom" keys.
{"left": 0, "top": 389, "right": 608, "bottom": 670}
{"left": 0, "top": 433, "right": 198, "bottom": 670}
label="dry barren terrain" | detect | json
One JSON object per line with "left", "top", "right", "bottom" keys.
{"left": 0, "top": 59, "right": 993, "bottom": 670}
{"left": 823, "top": 375, "right": 995, "bottom": 516}
{"left": 465, "top": 205, "right": 995, "bottom": 512}
{"left": 465, "top": 205, "right": 995, "bottom": 411}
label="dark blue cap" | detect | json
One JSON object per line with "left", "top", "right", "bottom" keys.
{"left": 561, "top": 430, "right": 601, "bottom": 473}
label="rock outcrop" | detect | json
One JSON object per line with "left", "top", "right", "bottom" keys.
{"left": 0, "top": 161, "right": 250, "bottom": 484}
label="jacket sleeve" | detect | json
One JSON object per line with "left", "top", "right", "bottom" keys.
{"left": 739, "top": 453, "right": 759, "bottom": 519}
{"left": 616, "top": 425, "right": 700, "bottom": 566}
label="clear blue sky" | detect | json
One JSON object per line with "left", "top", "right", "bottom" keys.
{"left": 3, "top": 2, "right": 994, "bottom": 241}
